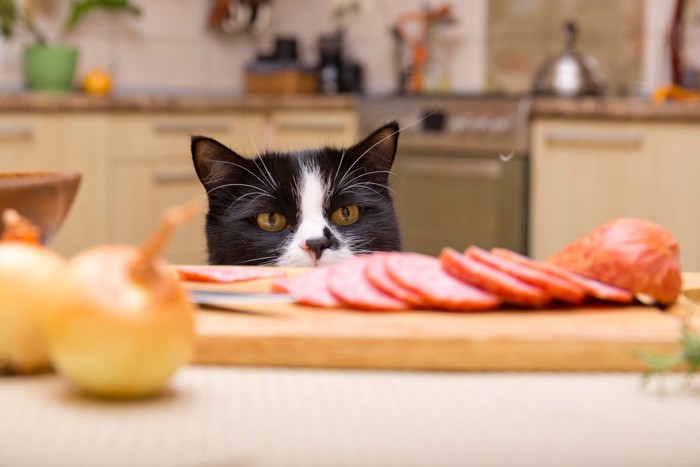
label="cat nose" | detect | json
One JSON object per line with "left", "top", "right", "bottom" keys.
{"left": 303, "top": 237, "right": 331, "bottom": 260}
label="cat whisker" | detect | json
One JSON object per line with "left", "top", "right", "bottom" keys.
{"left": 336, "top": 168, "right": 397, "bottom": 192}
{"left": 336, "top": 114, "right": 435, "bottom": 189}
{"left": 207, "top": 182, "right": 274, "bottom": 197}
{"left": 350, "top": 245, "right": 381, "bottom": 256}
{"left": 225, "top": 192, "right": 273, "bottom": 215}
{"left": 336, "top": 189, "right": 363, "bottom": 197}
{"left": 243, "top": 109, "right": 279, "bottom": 190}
{"left": 334, "top": 166, "right": 366, "bottom": 190}
{"left": 339, "top": 184, "right": 383, "bottom": 198}
{"left": 348, "top": 181, "right": 397, "bottom": 197}
{"left": 209, "top": 159, "right": 275, "bottom": 192}
{"left": 245, "top": 108, "right": 262, "bottom": 159}
{"left": 351, "top": 245, "right": 378, "bottom": 254}
{"left": 333, "top": 118, "right": 361, "bottom": 187}
{"left": 236, "top": 255, "right": 279, "bottom": 265}
{"left": 253, "top": 156, "right": 278, "bottom": 190}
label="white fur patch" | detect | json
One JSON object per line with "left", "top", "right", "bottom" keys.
{"left": 276, "top": 165, "right": 354, "bottom": 267}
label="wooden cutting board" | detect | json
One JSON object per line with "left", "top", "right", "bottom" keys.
{"left": 186, "top": 268, "right": 700, "bottom": 372}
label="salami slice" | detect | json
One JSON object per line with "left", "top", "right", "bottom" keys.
{"left": 364, "top": 253, "right": 427, "bottom": 307}
{"left": 176, "top": 265, "right": 286, "bottom": 283}
{"left": 275, "top": 267, "right": 341, "bottom": 308}
{"left": 440, "top": 247, "right": 550, "bottom": 308}
{"left": 491, "top": 248, "right": 634, "bottom": 303}
{"left": 328, "top": 257, "right": 409, "bottom": 311}
{"left": 465, "top": 246, "right": 586, "bottom": 304}
{"left": 385, "top": 253, "right": 501, "bottom": 311}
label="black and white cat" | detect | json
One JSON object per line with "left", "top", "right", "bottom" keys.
{"left": 191, "top": 122, "right": 401, "bottom": 267}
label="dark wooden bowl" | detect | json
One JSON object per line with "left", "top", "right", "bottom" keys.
{"left": 0, "top": 171, "right": 81, "bottom": 245}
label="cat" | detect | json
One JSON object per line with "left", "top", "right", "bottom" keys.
{"left": 191, "top": 121, "right": 402, "bottom": 267}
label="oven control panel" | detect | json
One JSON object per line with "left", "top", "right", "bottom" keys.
{"left": 358, "top": 97, "right": 530, "bottom": 152}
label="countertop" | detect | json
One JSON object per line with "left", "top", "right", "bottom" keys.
{"left": 2, "top": 92, "right": 700, "bottom": 121}
{"left": 1, "top": 366, "right": 699, "bottom": 467}
{"left": 530, "top": 96, "right": 700, "bottom": 121}
{"left": 0, "top": 92, "right": 357, "bottom": 113}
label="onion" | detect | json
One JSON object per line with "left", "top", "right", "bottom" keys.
{"left": 40, "top": 202, "right": 198, "bottom": 398}
{"left": 0, "top": 210, "right": 66, "bottom": 374}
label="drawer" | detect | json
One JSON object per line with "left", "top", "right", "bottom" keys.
{"left": 107, "top": 113, "right": 265, "bottom": 159}
{"left": 0, "top": 117, "right": 41, "bottom": 171}
{"left": 271, "top": 110, "right": 358, "bottom": 151}
{"left": 107, "top": 156, "right": 207, "bottom": 264}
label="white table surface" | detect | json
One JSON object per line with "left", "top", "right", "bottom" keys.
{"left": 1, "top": 366, "right": 699, "bottom": 467}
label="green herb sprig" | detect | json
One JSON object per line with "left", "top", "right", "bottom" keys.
{"left": 635, "top": 323, "right": 700, "bottom": 385}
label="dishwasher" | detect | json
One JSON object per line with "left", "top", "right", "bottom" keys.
{"left": 358, "top": 96, "right": 531, "bottom": 256}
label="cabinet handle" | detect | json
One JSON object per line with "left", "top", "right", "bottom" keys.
{"left": 0, "top": 124, "right": 35, "bottom": 138}
{"left": 153, "top": 170, "right": 199, "bottom": 184}
{"left": 153, "top": 120, "right": 231, "bottom": 133}
{"left": 398, "top": 155, "right": 504, "bottom": 179}
{"left": 275, "top": 120, "right": 348, "bottom": 131}
{"left": 544, "top": 130, "right": 642, "bottom": 146}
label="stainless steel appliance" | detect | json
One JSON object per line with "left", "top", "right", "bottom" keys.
{"left": 532, "top": 20, "right": 605, "bottom": 97}
{"left": 358, "top": 96, "right": 531, "bottom": 256}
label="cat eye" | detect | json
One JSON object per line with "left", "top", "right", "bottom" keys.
{"left": 331, "top": 205, "right": 360, "bottom": 226}
{"left": 256, "top": 212, "right": 287, "bottom": 232}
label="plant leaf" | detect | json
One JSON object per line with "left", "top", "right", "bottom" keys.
{"left": 680, "top": 325, "right": 700, "bottom": 373}
{"left": 635, "top": 323, "right": 700, "bottom": 387}
{"left": 633, "top": 349, "right": 684, "bottom": 376}
{"left": 64, "top": 0, "right": 141, "bottom": 31}
{"left": 0, "top": 0, "right": 17, "bottom": 38}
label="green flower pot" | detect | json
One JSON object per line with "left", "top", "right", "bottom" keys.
{"left": 23, "top": 45, "right": 78, "bottom": 93}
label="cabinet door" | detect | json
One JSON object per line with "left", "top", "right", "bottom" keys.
{"left": 108, "top": 113, "right": 265, "bottom": 158}
{"left": 0, "top": 114, "right": 109, "bottom": 256}
{"left": 530, "top": 119, "right": 700, "bottom": 270}
{"left": 270, "top": 110, "right": 358, "bottom": 151}
{"left": 0, "top": 116, "right": 41, "bottom": 171}
{"left": 108, "top": 157, "right": 207, "bottom": 265}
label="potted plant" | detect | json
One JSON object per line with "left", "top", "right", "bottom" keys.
{"left": 0, "top": 0, "right": 140, "bottom": 93}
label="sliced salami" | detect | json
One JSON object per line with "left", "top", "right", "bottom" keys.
{"left": 385, "top": 253, "right": 501, "bottom": 311}
{"left": 491, "top": 248, "right": 634, "bottom": 303}
{"left": 364, "top": 253, "right": 428, "bottom": 307}
{"left": 466, "top": 246, "right": 586, "bottom": 304}
{"left": 440, "top": 247, "right": 550, "bottom": 308}
{"left": 176, "top": 265, "right": 286, "bottom": 283}
{"left": 275, "top": 267, "right": 341, "bottom": 308}
{"left": 328, "top": 256, "right": 409, "bottom": 311}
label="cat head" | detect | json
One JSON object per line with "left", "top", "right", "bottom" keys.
{"left": 191, "top": 122, "right": 402, "bottom": 267}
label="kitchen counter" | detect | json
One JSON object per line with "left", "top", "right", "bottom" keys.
{"left": 3, "top": 92, "right": 700, "bottom": 121}
{"left": 0, "top": 92, "right": 356, "bottom": 113}
{"left": 1, "top": 366, "right": 699, "bottom": 466}
{"left": 531, "top": 96, "right": 700, "bottom": 121}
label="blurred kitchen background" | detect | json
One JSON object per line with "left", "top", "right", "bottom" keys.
{"left": 1, "top": 0, "right": 699, "bottom": 271}
{"left": 0, "top": 0, "right": 679, "bottom": 94}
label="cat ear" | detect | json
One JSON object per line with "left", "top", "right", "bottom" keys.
{"left": 191, "top": 136, "right": 246, "bottom": 190}
{"left": 351, "top": 121, "right": 400, "bottom": 169}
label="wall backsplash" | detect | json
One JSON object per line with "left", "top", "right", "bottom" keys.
{"left": 487, "top": 0, "right": 643, "bottom": 95}
{"left": 0, "top": 0, "right": 674, "bottom": 96}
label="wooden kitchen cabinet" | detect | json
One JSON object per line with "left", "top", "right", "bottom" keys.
{"left": 108, "top": 157, "right": 207, "bottom": 264}
{"left": 530, "top": 118, "right": 700, "bottom": 270}
{"left": 108, "top": 113, "right": 265, "bottom": 158}
{"left": 270, "top": 109, "right": 358, "bottom": 151}
{"left": 0, "top": 114, "right": 109, "bottom": 256}
{"left": 107, "top": 112, "right": 266, "bottom": 264}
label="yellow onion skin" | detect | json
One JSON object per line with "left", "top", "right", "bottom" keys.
{"left": 0, "top": 243, "right": 66, "bottom": 374}
{"left": 40, "top": 245, "right": 194, "bottom": 399}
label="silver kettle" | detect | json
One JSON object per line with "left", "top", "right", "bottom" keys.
{"left": 532, "top": 20, "right": 605, "bottom": 96}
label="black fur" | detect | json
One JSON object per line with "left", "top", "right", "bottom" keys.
{"left": 191, "top": 122, "right": 402, "bottom": 265}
